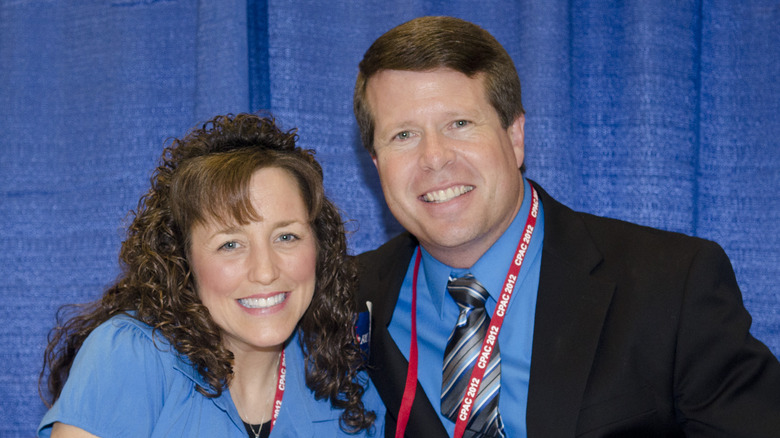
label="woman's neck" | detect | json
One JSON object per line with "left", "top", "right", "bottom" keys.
{"left": 229, "top": 347, "right": 282, "bottom": 425}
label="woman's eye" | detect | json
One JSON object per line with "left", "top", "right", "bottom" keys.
{"left": 219, "top": 241, "right": 239, "bottom": 251}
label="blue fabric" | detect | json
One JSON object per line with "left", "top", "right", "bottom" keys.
{"left": 37, "top": 314, "right": 384, "bottom": 438}
{"left": 388, "top": 178, "right": 544, "bottom": 437}
{"left": 2, "top": 1, "right": 779, "bottom": 436}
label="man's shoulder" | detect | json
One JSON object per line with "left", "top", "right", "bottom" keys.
{"left": 564, "top": 209, "right": 732, "bottom": 286}
{"left": 578, "top": 211, "right": 715, "bottom": 255}
{"left": 354, "top": 232, "right": 417, "bottom": 305}
{"left": 357, "top": 232, "right": 417, "bottom": 271}
{"left": 535, "top": 181, "right": 725, "bottom": 275}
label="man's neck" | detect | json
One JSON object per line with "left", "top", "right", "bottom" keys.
{"left": 423, "top": 238, "right": 497, "bottom": 269}
{"left": 423, "top": 201, "right": 525, "bottom": 269}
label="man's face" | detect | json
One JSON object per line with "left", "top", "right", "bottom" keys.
{"left": 366, "top": 68, "right": 525, "bottom": 268}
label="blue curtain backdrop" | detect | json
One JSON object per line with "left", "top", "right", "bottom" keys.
{"left": 1, "top": 0, "right": 778, "bottom": 435}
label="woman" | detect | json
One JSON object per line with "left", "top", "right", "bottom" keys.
{"left": 38, "top": 113, "right": 383, "bottom": 437}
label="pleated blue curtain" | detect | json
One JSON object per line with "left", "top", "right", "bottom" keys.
{"left": 697, "top": 2, "right": 780, "bottom": 336}
{"left": 0, "top": 1, "right": 255, "bottom": 433}
{"left": 1, "top": 1, "right": 778, "bottom": 436}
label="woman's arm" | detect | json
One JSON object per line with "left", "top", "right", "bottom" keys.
{"left": 51, "top": 423, "right": 100, "bottom": 438}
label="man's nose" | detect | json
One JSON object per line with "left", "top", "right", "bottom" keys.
{"left": 418, "top": 132, "right": 455, "bottom": 171}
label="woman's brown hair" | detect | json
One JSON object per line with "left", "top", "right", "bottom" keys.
{"left": 40, "top": 113, "right": 375, "bottom": 432}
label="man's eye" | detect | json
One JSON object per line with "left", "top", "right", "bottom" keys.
{"left": 395, "top": 131, "right": 411, "bottom": 140}
{"left": 453, "top": 120, "right": 470, "bottom": 128}
{"left": 278, "top": 233, "right": 299, "bottom": 242}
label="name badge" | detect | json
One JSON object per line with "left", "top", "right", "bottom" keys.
{"left": 354, "top": 301, "right": 372, "bottom": 357}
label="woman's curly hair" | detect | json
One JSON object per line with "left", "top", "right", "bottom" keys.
{"left": 40, "top": 113, "right": 376, "bottom": 432}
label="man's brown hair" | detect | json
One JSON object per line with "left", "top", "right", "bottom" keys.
{"left": 354, "top": 16, "right": 525, "bottom": 155}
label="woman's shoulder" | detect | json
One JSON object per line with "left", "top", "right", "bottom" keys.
{"left": 90, "top": 313, "right": 161, "bottom": 340}
{"left": 37, "top": 315, "right": 185, "bottom": 437}
{"left": 84, "top": 313, "right": 176, "bottom": 356}
{"left": 65, "top": 313, "right": 190, "bottom": 394}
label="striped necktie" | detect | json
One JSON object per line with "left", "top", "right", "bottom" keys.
{"left": 441, "top": 274, "right": 505, "bottom": 437}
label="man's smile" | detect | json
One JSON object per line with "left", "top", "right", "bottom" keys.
{"left": 421, "top": 185, "right": 474, "bottom": 203}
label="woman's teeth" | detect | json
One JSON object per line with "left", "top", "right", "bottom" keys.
{"left": 238, "top": 293, "right": 286, "bottom": 309}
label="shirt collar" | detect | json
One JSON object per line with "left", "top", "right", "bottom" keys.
{"left": 421, "top": 177, "right": 537, "bottom": 316}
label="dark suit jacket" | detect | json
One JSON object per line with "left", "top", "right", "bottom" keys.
{"left": 357, "top": 181, "right": 780, "bottom": 437}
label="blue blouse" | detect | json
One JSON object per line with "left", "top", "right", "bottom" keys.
{"left": 38, "top": 314, "right": 384, "bottom": 437}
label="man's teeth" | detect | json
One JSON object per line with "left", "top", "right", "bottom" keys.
{"left": 238, "top": 294, "right": 286, "bottom": 309}
{"left": 423, "top": 185, "right": 474, "bottom": 203}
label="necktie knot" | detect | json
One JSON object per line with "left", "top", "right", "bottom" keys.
{"left": 447, "top": 274, "right": 489, "bottom": 309}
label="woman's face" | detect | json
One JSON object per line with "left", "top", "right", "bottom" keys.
{"left": 189, "top": 167, "right": 317, "bottom": 355}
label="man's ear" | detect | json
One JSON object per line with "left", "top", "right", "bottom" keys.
{"left": 508, "top": 114, "right": 525, "bottom": 169}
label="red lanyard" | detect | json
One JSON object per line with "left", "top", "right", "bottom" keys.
{"left": 270, "top": 350, "right": 286, "bottom": 432}
{"left": 395, "top": 186, "right": 539, "bottom": 438}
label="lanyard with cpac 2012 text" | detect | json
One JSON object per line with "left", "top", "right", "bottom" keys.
{"left": 395, "top": 186, "right": 539, "bottom": 438}
{"left": 269, "top": 350, "right": 286, "bottom": 432}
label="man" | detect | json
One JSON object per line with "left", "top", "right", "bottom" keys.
{"left": 353, "top": 16, "right": 780, "bottom": 438}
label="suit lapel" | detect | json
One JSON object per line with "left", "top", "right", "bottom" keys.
{"left": 526, "top": 183, "right": 616, "bottom": 437}
{"left": 360, "top": 233, "right": 449, "bottom": 437}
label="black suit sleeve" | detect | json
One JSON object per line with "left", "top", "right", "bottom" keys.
{"left": 674, "top": 240, "right": 780, "bottom": 437}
